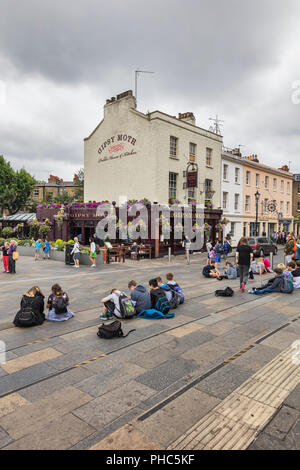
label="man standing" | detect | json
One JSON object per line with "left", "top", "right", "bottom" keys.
{"left": 236, "top": 237, "right": 254, "bottom": 292}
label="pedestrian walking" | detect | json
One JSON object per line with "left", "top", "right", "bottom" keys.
{"left": 89, "top": 237, "right": 97, "bottom": 267}
{"left": 8, "top": 240, "right": 17, "bottom": 274}
{"left": 1, "top": 241, "right": 9, "bottom": 273}
{"left": 71, "top": 237, "right": 80, "bottom": 268}
{"left": 35, "top": 239, "right": 42, "bottom": 261}
{"left": 236, "top": 237, "right": 254, "bottom": 292}
{"left": 43, "top": 238, "right": 50, "bottom": 259}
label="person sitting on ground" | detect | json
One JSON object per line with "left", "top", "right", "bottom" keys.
{"left": 263, "top": 257, "right": 272, "bottom": 273}
{"left": 250, "top": 258, "right": 267, "bottom": 275}
{"left": 128, "top": 280, "right": 151, "bottom": 314}
{"left": 149, "top": 278, "right": 169, "bottom": 309}
{"left": 202, "top": 260, "right": 222, "bottom": 279}
{"left": 224, "top": 261, "right": 238, "bottom": 280}
{"left": 46, "top": 284, "right": 75, "bottom": 322}
{"left": 286, "top": 261, "right": 300, "bottom": 289}
{"left": 166, "top": 272, "right": 184, "bottom": 303}
{"left": 13, "top": 286, "right": 45, "bottom": 327}
{"left": 249, "top": 268, "right": 294, "bottom": 295}
{"left": 100, "top": 288, "right": 122, "bottom": 320}
{"left": 155, "top": 276, "right": 173, "bottom": 302}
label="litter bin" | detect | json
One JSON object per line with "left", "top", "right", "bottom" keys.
{"left": 65, "top": 243, "right": 75, "bottom": 265}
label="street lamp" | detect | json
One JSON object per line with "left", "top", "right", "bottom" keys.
{"left": 255, "top": 191, "right": 260, "bottom": 237}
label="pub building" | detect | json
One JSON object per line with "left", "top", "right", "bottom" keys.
{"left": 37, "top": 90, "right": 224, "bottom": 256}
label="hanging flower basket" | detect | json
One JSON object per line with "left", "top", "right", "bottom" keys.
{"left": 204, "top": 223, "right": 212, "bottom": 232}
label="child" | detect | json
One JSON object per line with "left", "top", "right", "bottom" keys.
{"left": 250, "top": 258, "right": 266, "bottom": 275}
{"left": 149, "top": 279, "right": 170, "bottom": 310}
{"left": 287, "top": 261, "right": 300, "bottom": 289}
{"left": 214, "top": 241, "right": 223, "bottom": 269}
{"left": 263, "top": 257, "right": 272, "bottom": 273}
{"left": 128, "top": 280, "right": 151, "bottom": 313}
{"left": 43, "top": 238, "right": 50, "bottom": 260}
{"left": 202, "top": 260, "right": 221, "bottom": 279}
{"left": 156, "top": 276, "right": 173, "bottom": 303}
{"left": 166, "top": 272, "right": 184, "bottom": 303}
{"left": 224, "top": 262, "right": 237, "bottom": 279}
{"left": 100, "top": 288, "right": 122, "bottom": 320}
{"left": 249, "top": 268, "right": 293, "bottom": 295}
{"left": 46, "top": 284, "right": 75, "bottom": 322}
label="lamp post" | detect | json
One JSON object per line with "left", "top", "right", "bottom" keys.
{"left": 255, "top": 191, "right": 260, "bottom": 236}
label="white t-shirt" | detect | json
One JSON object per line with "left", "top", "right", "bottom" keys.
{"left": 106, "top": 291, "right": 122, "bottom": 317}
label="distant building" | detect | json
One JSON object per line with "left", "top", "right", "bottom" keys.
{"left": 84, "top": 90, "right": 223, "bottom": 208}
{"left": 32, "top": 175, "right": 80, "bottom": 202}
{"left": 292, "top": 174, "right": 300, "bottom": 235}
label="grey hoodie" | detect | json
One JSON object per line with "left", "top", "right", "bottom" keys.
{"left": 130, "top": 285, "right": 151, "bottom": 313}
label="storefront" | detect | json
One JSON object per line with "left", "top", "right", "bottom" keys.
{"left": 0, "top": 213, "right": 36, "bottom": 238}
{"left": 37, "top": 202, "right": 223, "bottom": 257}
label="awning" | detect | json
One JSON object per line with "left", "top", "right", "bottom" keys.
{"left": 0, "top": 213, "right": 36, "bottom": 223}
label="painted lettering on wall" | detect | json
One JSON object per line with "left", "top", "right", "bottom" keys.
{"left": 98, "top": 134, "right": 137, "bottom": 156}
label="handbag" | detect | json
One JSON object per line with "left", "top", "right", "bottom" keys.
{"left": 12, "top": 251, "right": 19, "bottom": 261}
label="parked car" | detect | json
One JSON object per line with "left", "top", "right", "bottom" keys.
{"left": 248, "top": 237, "right": 278, "bottom": 257}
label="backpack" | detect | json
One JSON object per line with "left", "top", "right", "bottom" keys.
{"left": 215, "top": 287, "right": 234, "bottom": 297}
{"left": 14, "top": 298, "right": 37, "bottom": 327}
{"left": 283, "top": 278, "right": 294, "bottom": 294}
{"left": 118, "top": 292, "right": 136, "bottom": 319}
{"left": 53, "top": 295, "right": 68, "bottom": 315}
{"left": 152, "top": 290, "right": 171, "bottom": 314}
{"left": 97, "top": 320, "right": 135, "bottom": 339}
{"left": 137, "top": 309, "right": 175, "bottom": 319}
{"left": 168, "top": 284, "right": 183, "bottom": 306}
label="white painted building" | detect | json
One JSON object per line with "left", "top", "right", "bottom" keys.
{"left": 221, "top": 150, "right": 244, "bottom": 246}
{"left": 84, "top": 90, "right": 223, "bottom": 207}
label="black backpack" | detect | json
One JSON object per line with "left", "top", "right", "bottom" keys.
{"left": 53, "top": 295, "right": 68, "bottom": 315}
{"left": 166, "top": 285, "right": 181, "bottom": 309}
{"left": 118, "top": 292, "right": 136, "bottom": 319}
{"left": 14, "top": 298, "right": 37, "bottom": 327}
{"left": 97, "top": 320, "right": 135, "bottom": 339}
{"left": 215, "top": 287, "right": 234, "bottom": 297}
{"left": 153, "top": 291, "right": 171, "bottom": 314}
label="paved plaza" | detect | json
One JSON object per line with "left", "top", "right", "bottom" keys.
{"left": 0, "top": 251, "right": 300, "bottom": 450}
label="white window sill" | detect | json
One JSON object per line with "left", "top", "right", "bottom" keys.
{"left": 169, "top": 157, "right": 179, "bottom": 161}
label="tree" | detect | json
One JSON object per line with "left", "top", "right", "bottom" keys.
{"left": 74, "top": 168, "right": 84, "bottom": 201}
{"left": 54, "top": 190, "right": 74, "bottom": 204}
{"left": 0, "top": 156, "right": 36, "bottom": 215}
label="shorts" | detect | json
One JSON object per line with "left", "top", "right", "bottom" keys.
{"left": 215, "top": 254, "right": 221, "bottom": 263}
{"left": 73, "top": 252, "right": 80, "bottom": 260}
{"left": 90, "top": 252, "right": 97, "bottom": 258}
{"left": 104, "top": 300, "right": 115, "bottom": 314}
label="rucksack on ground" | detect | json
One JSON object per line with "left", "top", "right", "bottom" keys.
{"left": 53, "top": 295, "right": 68, "bottom": 315}
{"left": 118, "top": 292, "right": 136, "bottom": 319}
{"left": 215, "top": 287, "right": 234, "bottom": 297}
{"left": 168, "top": 285, "right": 182, "bottom": 308}
{"left": 15, "top": 306, "right": 37, "bottom": 327}
{"left": 97, "top": 320, "right": 136, "bottom": 339}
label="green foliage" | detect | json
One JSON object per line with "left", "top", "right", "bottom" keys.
{"left": 54, "top": 190, "right": 74, "bottom": 204}
{"left": 2, "top": 226, "right": 13, "bottom": 238}
{"left": 0, "top": 156, "right": 36, "bottom": 215}
{"left": 39, "top": 224, "right": 51, "bottom": 237}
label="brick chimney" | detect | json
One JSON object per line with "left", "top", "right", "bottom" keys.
{"left": 178, "top": 112, "right": 196, "bottom": 125}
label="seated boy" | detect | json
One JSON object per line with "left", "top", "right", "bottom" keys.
{"left": 128, "top": 280, "right": 151, "bottom": 313}
{"left": 224, "top": 262, "right": 237, "bottom": 279}
{"left": 202, "top": 260, "right": 221, "bottom": 279}
{"left": 249, "top": 268, "right": 293, "bottom": 295}
{"left": 149, "top": 278, "right": 169, "bottom": 309}
{"left": 166, "top": 272, "right": 184, "bottom": 303}
{"left": 287, "top": 262, "right": 300, "bottom": 289}
{"left": 100, "top": 288, "right": 122, "bottom": 320}
{"left": 156, "top": 276, "right": 173, "bottom": 302}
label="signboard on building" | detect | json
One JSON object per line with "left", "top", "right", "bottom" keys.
{"left": 187, "top": 171, "right": 198, "bottom": 188}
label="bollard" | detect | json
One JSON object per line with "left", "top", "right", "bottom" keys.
{"left": 270, "top": 251, "right": 274, "bottom": 270}
{"left": 168, "top": 247, "right": 171, "bottom": 263}
{"left": 186, "top": 249, "right": 190, "bottom": 265}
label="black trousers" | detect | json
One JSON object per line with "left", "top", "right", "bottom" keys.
{"left": 9, "top": 256, "right": 16, "bottom": 273}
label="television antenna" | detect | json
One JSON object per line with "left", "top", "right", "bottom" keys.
{"left": 209, "top": 114, "right": 224, "bottom": 135}
{"left": 134, "top": 69, "right": 155, "bottom": 106}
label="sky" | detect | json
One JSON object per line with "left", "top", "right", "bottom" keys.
{"left": 0, "top": 0, "right": 300, "bottom": 181}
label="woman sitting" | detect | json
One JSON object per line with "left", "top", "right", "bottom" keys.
{"left": 13, "top": 286, "right": 45, "bottom": 327}
{"left": 46, "top": 284, "right": 75, "bottom": 322}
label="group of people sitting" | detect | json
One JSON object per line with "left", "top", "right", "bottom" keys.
{"left": 100, "top": 272, "right": 184, "bottom": 320}
{"left": 249, "top": 260, "right": 300, "bottom": 295}
{"left": 13, "top": 284, "right": 74, "bottom": 327}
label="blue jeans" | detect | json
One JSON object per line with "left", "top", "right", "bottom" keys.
{"left": 254, "top": 288, "right": 274, "bottom": 295}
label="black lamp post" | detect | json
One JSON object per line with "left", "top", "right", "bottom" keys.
{"left": 255, "top": 191, "right": 260, "bottom": 236}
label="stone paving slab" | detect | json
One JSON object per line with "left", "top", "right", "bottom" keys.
{"left": 0, "top": 386, "right": 93, "bottom": 440}
{"left": 0, "top": 426, "right": 12, "bottom": 449}
{"left": 0, "top": 393, "right": 29, "bottom": 418}
{"left": 0, "top": 363, "right": 58, "bottom": 396}
{"left": 2, "top": 413, "right": 96, "bottom": 450}
{"left": 89, "top": 424, "right": 162, "bottom": 450}
{"left": 73, "top": 381, "right": 155, "bottom": 429}
{"left": 1, "top": 347, "right": 62, "bottom": 374}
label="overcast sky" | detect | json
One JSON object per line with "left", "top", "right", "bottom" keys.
{"left": 1, "top": 0, "right": 300, "bottom": 181}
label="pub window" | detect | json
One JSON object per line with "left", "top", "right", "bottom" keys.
{"left": 169, "top": 172, "right": 177, "bottom": 199}
{"left": 170, "top": 136, "right": 178, "bottom": 158}
{"left": 188, "top": 187, "right": 195, "bottom": 199}
{"left": 206, "top": 148, "right": 213, "bottom": 167}
{"left": 189, "top": 143, "right": 196, "bottom": 162}
{"left": 205, "top": 179, "right": 213, "bottom": 196}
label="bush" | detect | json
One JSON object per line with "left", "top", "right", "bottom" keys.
{"left": 67, "top": 239, "right": 74, "bottom": 244}
{"left": 2, "top": 227, "right": 13, "bottom": 239}
{"left": 54, "top": 239, "right": 66, "bottom": 251}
